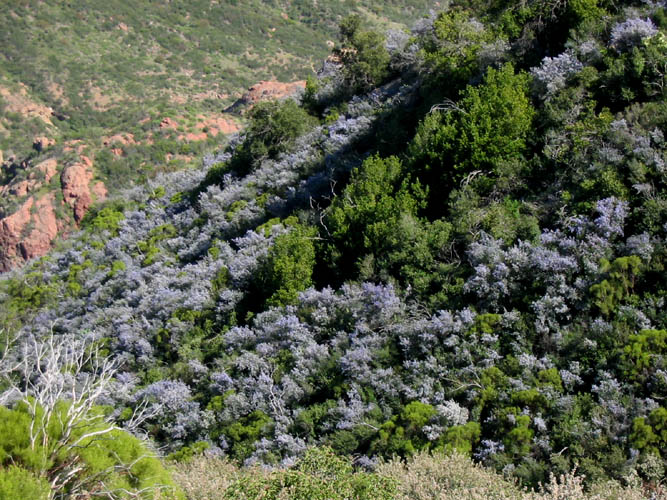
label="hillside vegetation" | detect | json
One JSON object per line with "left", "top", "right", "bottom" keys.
{"left": 0, "top": 0, "right": 666, "bottom": 498}
{"left": 0, "top": 0, "right": 431, "bottom": 270}
{"left": 0, "top": 0, "right": 431, "bottom": 162}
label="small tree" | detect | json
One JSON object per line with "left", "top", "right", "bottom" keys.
{"left": 230, "top": 99, "right": 316, "bottom": 175}
{"left": 0, "top": 333, "right": 182, "bottom": 499}
{"left": 336, "top": 15, "right": 391, "bottom": 94}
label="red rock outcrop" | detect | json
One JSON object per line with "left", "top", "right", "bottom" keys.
{"left": 195, "top": 116, "right": 241, "bottom": 136}
{"left": 0, "top": 84, "right": 55, "bottom": 125}
{"left": 7, "top": 180, "right": 33, "bottom": 197}
{"left": 20, "top": 194, "right": 59, "bottom": 262}
{"left": 92, "top": 181, "right": 108, "bottom": 201}
{"left": 61, "top": 155, "right": 95, "bottom": 222}
{"left": 0, "top": 194, "right": 60, "bottom": 271}
{"left": 33, "top": 136, "right": 56, "bottom": 152}
{"left": 0, "top": 158, "right": 60, "bottom": 198}
{"left": 0, "top": 152, "right": 106, "bottom": 271}
{"left": 225, "top": 80, "right": 306, "bottom": 114}
{"left": 159, "top": 117, "right": 179, "bottom": 129}
{"left": 0, "top": 197, "right": 35, "bottom": 271}
{"left": 34, "top": 158, "right": 58, "bottom": 183}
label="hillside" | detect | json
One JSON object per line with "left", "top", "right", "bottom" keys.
{"left": 0, "top": 0, "right": 432, "bottom": 270}
{"left": 0, "top": 0, "right": 666, "bottom": 498}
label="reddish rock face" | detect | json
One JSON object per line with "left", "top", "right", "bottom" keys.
{"left": 92, "top": 181, "right": 108, "bottom": 201}
{"left": 0, "top": 158, "right": 59, "bottom": 198}
{"left": 225, "top": 80, "right": 306, "bottom": 114}
{"left": 34, "top": 158, "right": 58, "bottom": 183}
{"left": 20, "top": 194, "right": 59, "bottom": 262}
{"left": 159, "top": 117, "right": 179, "bottom": 129}
{"left": 33, "top": 136, "right": 56, "bottom": 152}
{"left": 195, "top": 116, "right": 241, "bottom": 136}
{"left": 61, "top": 156, "right": 95, "bottom": 222}
{"left": 0, "top": 194, "right": 59, "bottom": 271}
{"left": 0, "top": 197, "right": 34, "bottom": 271}
{"left": 0, "top": 152, "right": 105, "bottom": 271}
{"left": 8, "top": 180, "right": 34, "bottom": 197}
{"left": 244, "top": 80, "right": 307, "bottom": 105}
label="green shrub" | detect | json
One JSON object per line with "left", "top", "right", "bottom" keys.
{"left": 0, "top": 402, "right": 183, "bottom": 499}
{"left": 0, "top": 465, "right": 50, "bottom": 500}
{"left": 230, "top": 100, "right": 316, "bottom": 175}
{"left": 337, "top": 15, "right": 391, "bottom": 94}
{"left": 222, "top": 447, "right": 397, "bottom": 500}
{"left": 81, "top": 203, "right": 126, "bottom": 236}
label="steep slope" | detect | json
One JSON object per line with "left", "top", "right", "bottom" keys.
{"left": 0, "top": 0, "right": 432, "bottom": 270}
{"left": 0, "top": 0, "right": 666, "bottom": 494}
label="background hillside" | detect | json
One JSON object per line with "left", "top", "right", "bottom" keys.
{"left": 0, "top": 0, "right": 433, "bottom": 270}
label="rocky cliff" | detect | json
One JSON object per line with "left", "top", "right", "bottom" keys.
{"left": 0, "top": 146, "right": 106, "bottom": 271}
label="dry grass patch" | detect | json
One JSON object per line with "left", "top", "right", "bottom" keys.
{"left": 171, "top": 450, "right": 666, "bottom": 500}
{"left": 170, "top": 456, "right": 252, "bottom": 500}
{"left": 378, "top": 452, "right": 666, "bottom": 500}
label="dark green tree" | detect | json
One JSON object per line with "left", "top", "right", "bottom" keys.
{"left": 409, "top": 63, "right": 535, "bottom": 215}
{"left": 336, "top": 15, "right": 391, "bottom": 93}
{"left": 230, "top": 100, "right": 317, "bottom": 175}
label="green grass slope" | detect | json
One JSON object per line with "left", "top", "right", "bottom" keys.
{"left": 0, "top": 0, "right": 433, "bottom": 270}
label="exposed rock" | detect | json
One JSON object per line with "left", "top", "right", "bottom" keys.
{"left": 92, "top": 181, "right": 108, "bottom": 201}
{"left": 160, "top": 117, "right": 179, "bottom": 129}
{"left": 0, "top": 84, "right": 55, "bottom": 126}
{"left": 0, "top": 157, "right": 59, "bottom": 198}
{"left": 61, "top": 155, "right": 94, "bottom": 222}
{"left": 117, "top": 22, "right": 129, "bottom": 32}
{"left": 103, "top": 132, "right": 137, "bottom": 147}
{"left": 63, "top": 140, "right": 85, "bottom": 154}
{"left": 20, "top": 194, "right": 59, "bottom": 262}
{"left": 33, "top": 136, "right": 56, "bottom": 152}
{"left": 195, "top": 115, "right": 241, "bottom": 136}
{"left": 224, "top": 80, "right": 306, "bottom": 114}
{"left": 0, "top": 197, "right": 34, "bottom": 271}
{"left": 33, "top": 158, "right": 58, "bottom": 183}
{"left": 0, "top": 194, "right": 59, "bottom": 271}
{"left": 8, "top": 180, "right": 34, "bottom": 197}
{"left": 179, "top": 131, "right": 208, "bottom": 142}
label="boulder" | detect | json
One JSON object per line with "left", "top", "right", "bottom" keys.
{"left": 33, "top": 136, "right": 56, "bottom": 152}
{"left": 159, "top": 117, "right": 179, "bottom": 129}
